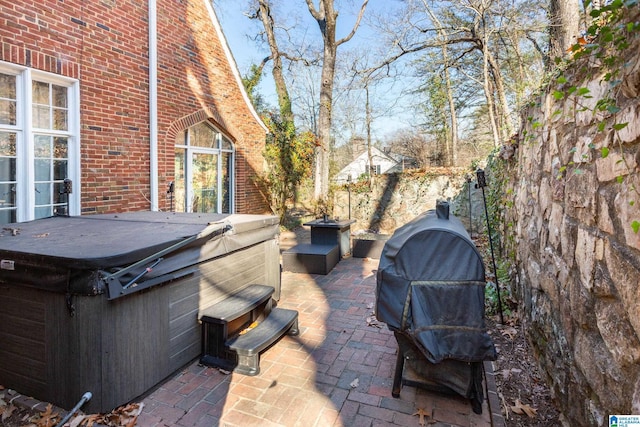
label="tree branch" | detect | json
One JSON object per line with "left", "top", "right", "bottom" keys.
{"left": 336, "top": 0, "right": 370, "bottom": 46}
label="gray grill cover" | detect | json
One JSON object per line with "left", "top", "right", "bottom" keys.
{"left": 376, "top": 207, "right": 496, "bottom": 363}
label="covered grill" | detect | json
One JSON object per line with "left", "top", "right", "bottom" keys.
{"left": 375, "top": 202, "right": 496, "bottom": 413}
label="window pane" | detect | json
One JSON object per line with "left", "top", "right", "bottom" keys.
{"left": 0, "top": 158, "right": 16, "bottom": 181}
{"left": 0, "top": 183, "right": 16, "bottom": 207}
{"left": 32, "top": 81, "right": 49, "bottom": 105}
{"left": 0, "top": 74, "right": 16, "bottom": 99}
{"left": 221, "top": 136, "right": 232, "bottom": 151}
{"left": 52, "top": 85, "right": 67, "bottom": 108}
{"left": 0, "top": 99, "right": 16, "bottom": 125}
{"left": 221, "top": 153, "right": 231, "bottom": 213}
{"left": 53, "top": 137, "right": 68, "bottom": 158}
{"left": 54, "top": 182, "right": 67, "bottom": 204}
{"left": 191, "top": 152, "right": 217, "bottom": 213}
{"left": 35, "top": 206, "right": 52, "bottom": 220}
{"left": 34, "top": 135, "right": 51, "bottom": 157}
{"left": 53, "top": 160, "right": 67, "bottom": 180}
{"left": 0, "top": 208, "right": 16, "bottom": 225}
{"left": 190, "top": 122, "right": 216, "bottom": 148}
{"left": 0, "top": 132, "right": 16, "bottom": 156}
{"left": 0, "top": 73, "right": 17, "bottom": 126}
{"left": 53, "top": 108, "right": 68, "bottom": 130}
{"left": 33, "top": 105, "right": 50, "bottom": 128}
{"left": 35, "top": 182, "right": 51, "bottom": 205}
{"left": 35, "top": 159, "right": 51, "bottom": 181}
{"left": 174, "top": 149, "right": 186, "bottom": 212}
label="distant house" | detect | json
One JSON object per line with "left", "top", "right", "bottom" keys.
{"left": 334, "top": 147, "right": 415, "bottom": 184}
{"left": 0, "top": 0, "right": 268, "bottom": 225}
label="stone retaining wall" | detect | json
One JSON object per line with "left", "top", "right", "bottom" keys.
{"left": 332, "top": 168, "right": 470, "bottom": 234}
{"left": 502, "top": 20, "right": 640, "bottom": 426}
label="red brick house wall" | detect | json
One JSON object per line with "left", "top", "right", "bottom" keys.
{"left": 0, "top": 0, "right": 269, "bottom": 215}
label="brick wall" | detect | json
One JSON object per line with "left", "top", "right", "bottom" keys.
{"left": 0, "top": 0, "right": 268, "bottom": 215}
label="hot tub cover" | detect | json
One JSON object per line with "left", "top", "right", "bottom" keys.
{"left": 0, "top": 212, "right": 279, "bottom": 299}
{"left": 376, "top": 205, "right": 496, "bottom": 364}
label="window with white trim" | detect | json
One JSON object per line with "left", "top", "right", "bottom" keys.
{"left": 0, "top": 62, "right": 80, "bottom": 225}
{"left": 174, "top": 121, "right": 234, "bottom": 214}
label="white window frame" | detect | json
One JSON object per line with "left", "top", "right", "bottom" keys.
{"left": 0, "top": 61, "right": 81, "bottom": 223}
{"left": 174, "top": 121, "right": 235, "bottom": 214}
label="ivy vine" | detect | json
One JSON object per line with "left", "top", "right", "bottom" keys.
{"left": 530, "top": 0, "right": 640, "bottom": 233}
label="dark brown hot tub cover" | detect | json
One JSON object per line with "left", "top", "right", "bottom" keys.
{"left": 0, "top": 212, "right": 280, "bottom": 299}
{"left": 375, "top": 205, "right": 496, "bottom": 364}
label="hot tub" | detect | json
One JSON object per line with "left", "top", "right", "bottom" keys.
{"left": 0, "top": 212, "right": 281, "bottom": 413}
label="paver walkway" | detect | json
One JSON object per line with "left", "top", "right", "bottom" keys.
{"left": 137, "top": 232, "right": 501, "bottom": 427}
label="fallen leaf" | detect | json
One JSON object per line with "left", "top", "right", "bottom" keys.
{"left": 239, "top": 321, "right": 259, "bottom": 335}
{"left": 2, "top": 404, "right": 15, "bottom": 422}
{"left": 35, "top": 404, "right": 60, "bottom": 426}
{"left": 2, "top": 227, "right": 20, "bottom": 236}
{"left": 500, "top": 326, "right": 518, "bottom": 340}
{"left": 413, "top": 408, "right": 430, "bottom": 426}
{"left": 350, "top": 378, "right": 359, "bottom": 388}
{"left": 366, "top": 316, "right": 381, "bottom": 328}
{"left": 366, "top": 302, "right": 374, "bottom": 309}
{"left": 511, "top": 399, "right": 537, "bottom": 418}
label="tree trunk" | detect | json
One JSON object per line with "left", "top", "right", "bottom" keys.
{"left": 314, "top": 30, "right": 337, "bottom": 200}
{"left": 257, "top": 0, "right": 293, "bottom": 122}
{"left": 423, "top": 2, "right": 457, "bottom": 166}
{"left": 443, "top": 59, "right": 457, "bottom": 166}
{"left": 365, "top": 84, "right": 374, "bottom": 186}
{"left": 306, "top": 0, "right": 368, "bottom": 200}
{"left": 487, "top": 50, "right": 513, "bottom": 139}
{"left": 548, "top": 0, "right": 581, "bottom": 63}
{"left": 480, "top": 19, "right": 501, "bottom": 147}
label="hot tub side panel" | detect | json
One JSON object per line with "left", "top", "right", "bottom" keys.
{"left": 0, "top": 285, "right": 57, "bottom": 405}
{"left": 0, "top": 237, "right": 281, "bottom": 413}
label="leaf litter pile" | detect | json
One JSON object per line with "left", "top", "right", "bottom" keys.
{"left": 0, "top": 387, "right": 142, "bottom": 427}
{"left": 487, "top": 314, "right": 561, "bottom": 426}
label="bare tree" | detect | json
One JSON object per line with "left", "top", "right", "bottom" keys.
{"left": 254, "top": 0, "right": 294, "bottom": 122}
{"left": 386, "top": 129, "right": 432, "bottom": 168}
{"left": 421, "top": 0, "right": 457, "bottom": 166}
{"left": 304, "top": 0, "right": 369, "bottom": 201}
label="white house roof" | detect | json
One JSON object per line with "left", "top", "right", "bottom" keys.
{"left": 334, "top": 147, "right": 400, "bottom": 184}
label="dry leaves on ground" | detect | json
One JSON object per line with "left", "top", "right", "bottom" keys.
{"left": 0, "top": 387, "right": 143, "bottom": 427}
{"left": 488, "top": 315, "right": 560, "bottom": 427}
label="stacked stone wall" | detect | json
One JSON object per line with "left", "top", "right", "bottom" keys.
{"left": 503, "top": 17, "right": 640, "bottom": 425}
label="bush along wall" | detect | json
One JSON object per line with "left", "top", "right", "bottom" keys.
{"left": 500, "top": 5, "right": 640, "bottom": 425}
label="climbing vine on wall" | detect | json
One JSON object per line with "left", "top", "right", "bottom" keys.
{"left": 525, "top": 0, "right": 640, "bottom": 233}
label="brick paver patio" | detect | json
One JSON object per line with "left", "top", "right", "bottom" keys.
{"left": 137, "top": 232, "right": 501, "bottom": 427}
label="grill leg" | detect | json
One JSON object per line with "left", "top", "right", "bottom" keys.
{"left": 392, "top": 350, "right": 404, "bottom": 398}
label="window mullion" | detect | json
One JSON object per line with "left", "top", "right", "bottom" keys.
{"left": 216, "top": 147, "right": 222, "bottom": 213}
{"left": 20, "top": 69, "right": 35, "bottom": 222}
{"left": 185, "top": 149, "right": 193, "bottom": 213}
{"left": 67, "top": 82, "right": 80, "bottom": 216}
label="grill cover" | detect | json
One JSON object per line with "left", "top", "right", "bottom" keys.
{"left": 376, "top": 204, "right": 496, "bottom": 364}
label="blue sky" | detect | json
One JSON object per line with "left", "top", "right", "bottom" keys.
{"left": 213, "top": 0, "right": 417, "bottom": 142}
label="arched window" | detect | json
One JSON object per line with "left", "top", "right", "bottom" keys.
{"left": 174, "top": 121, "right": 234, "bottom": 213}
